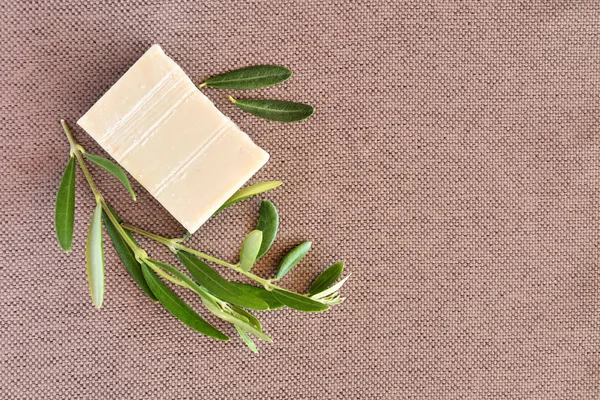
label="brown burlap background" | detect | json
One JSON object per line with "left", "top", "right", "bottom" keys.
{"left": 1, "top": 1, "right": 599, "bottom": 399}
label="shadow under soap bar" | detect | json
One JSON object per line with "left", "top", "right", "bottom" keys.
{"left": 78, "top": 44, "right": 269, "bottom": 234}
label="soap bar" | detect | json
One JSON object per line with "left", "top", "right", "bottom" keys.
{"left": 78, "top": 44, "right": 269, "bottom": 233}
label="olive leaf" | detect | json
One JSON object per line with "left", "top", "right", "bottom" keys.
{"left": 216, "top": 180, "right": 282, "bottom": 214}
{"left": 230, "top": 305, "right": 262, "bottom": 331}
{"left": 54, "top": 157, "right": 76, "bottom": 252}
{"left": 308, "top": 262, "right": 345, "bottom": 296}
{"left": 276, "top": 241, "right": 312, "bottom": 280}
{"left": 201, "top": 295, "right": 272, "bottom": 342}
{"left": 311, "top": 275, "right": 351, "bottom": 300}
{"left": 177, "top": 251, "right": 269, "bottom": 310}
{"left": 272, "top": 289, "right": 329, "bottom": 312}
{"left": 255, "top": 200, "right": 279, "bottom": 260}
{"left": 239, "top": 230, "right": 262, "bottom": 272}
{"left": 141, "top": 263, "right": 229, "bottom": 341}
{"left": 236, "top": 327, "right": 258, "bottom": 353}
{"left": 86, "top": 204, "right": 105, "bottom": 309}
{"left": 200, "top": 65, "right": 292, "bottom": 90}
{"left": 84, "top": 153, "right": 136, "bottom": 201}
{"left": 148, "top": 258, "right": 222, "bottom": 294}
{"left": 102, "top": 207, "right": 156, "bottom": 301}
{"left": 229, "top": 282, "right": 284, "bottom": 310}
{"left": 229, "top": 97, "right": 314, "bottom": 123}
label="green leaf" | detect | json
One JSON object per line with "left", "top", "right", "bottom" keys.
{"left": 229, "top": 97, "right": 314, "bottom": 123}
{"left": 177, "top": 251, "right": 268, "bottom": 310}
{"left": 276, "top": 241, "right": 312, "bottom": 280}
{"left": 311, "top": 275, "right": 351, "bottom": 300}
{"left": 201, "top": 65, "right": 292, "bottom": 90}
{"left": 230, "top": 305, "right": 262, "bottom": 331}
{"left": 216, "top": 181, "right": 282, "bottom": 214}
{"left": 272, "top": 289, "right": 329, "bottom": 312}
{"left": 239, "top": 230, "right": 262, "bottom": 272}
{"left": 84, "top": 153, "right": 136, "bottom": 201}
{"left": 236, "top": 327, "right": 258, "bottom": 353}
{"left": 201, "top": 295, "right": 272, "bottom": 343}
{"left": 54, "top": 157, "right": 76, "bottom": 252}
{"left": 141, "top": 263, "right": 229, "bottom": 341}
{"left": 102, "top": 207, "right": 156, "bottom": 301}
{"left": 148, "top": 259, "right": 224, "bottom": 295}
{"left": 255, "top": 200, "right": 279, "bottom": 259}
{"left": 308, "top": 262, "right": 345, "bottom": 296}
{"left": 229, "top": 282, "right": 284, "bottom": 310}
{"left": 86, "top": 204, "right": 104, "bottom": 309}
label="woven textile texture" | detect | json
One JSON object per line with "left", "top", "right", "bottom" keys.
{"left": 1, "top": 1, "right": 599, "bottom": 399}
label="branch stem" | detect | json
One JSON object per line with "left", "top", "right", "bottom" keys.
{"left": 61, "top": 120, "right": 101, "bottom": 202}
{"left": 60, "top": 120, "right": 143, "bottom": 259}
{"left": 122, "top": 223, "right": 280, "bottom": 291}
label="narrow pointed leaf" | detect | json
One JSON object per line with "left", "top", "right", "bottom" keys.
{"left": 86, "top": 204, "right": 104, "bottom": 309}
{"left": 272, "top": 289, "right": 329, "bottom": 312}
{"left": 84, "top": 153, "right": 136, "bottom": 201}
{"left": 230, "top": 305, "right": 262, "bottom": 331}
{"left": 318, "top": 292, "right": 345, "bottom": 306}
{"left": 147, "top": 258, "right": 220, "bottom": 296}
{"left": 229, "top": 282, "right": 284, "bottom": 310}
{"left": 216, "top": 181, "right": 282, "bottom": 214}
{"left": 54, "top": 157, "right": 76, "bottom": 252}
{"left": 239, "top": 230, "right": 262, "bottom": 271}
{"left": 230, "top": 97, "right": 314, "bottom": 123}
{"left": 276, "top": 241, "right": 312, "bottom": 280}
{"left": 141, "top": 263, "right": 229, "bottom": 341}
{"left": 255, "top": 200, "right": 279, "bottom": 259}
{"left": 102, "top": 208, "right": 156, "bottom": 301}
{"left": 308, "top": 262, "right": 345, "bottom": 296}
{"left": 236, "top": 327, "right": 258, "bottom": 353}
{"left": 311, "top": 274, "right": 351, "bottom": 300}
{"left": 201, "top": 295, "right": 272, "bottom": 342}
{"left": 202, "top": 65, "right": 292, "bottom": 90}
{"left": 177, "top": 251, "right": 268, "bottom": 310}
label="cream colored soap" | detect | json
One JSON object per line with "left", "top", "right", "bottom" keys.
{"left": 78, "top": 44, "right": 269, "bottom": 233}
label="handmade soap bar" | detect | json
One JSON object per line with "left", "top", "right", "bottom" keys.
{"left": 78, "top": 44, "right": 269, "bottom": 233}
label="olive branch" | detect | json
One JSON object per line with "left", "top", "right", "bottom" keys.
{"left": 54, "top": 120, "right": 348, "bottom": 352}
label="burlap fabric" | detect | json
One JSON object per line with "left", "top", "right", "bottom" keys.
{"left": 1, "top": 1, "right": 599, "bottom": 398}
